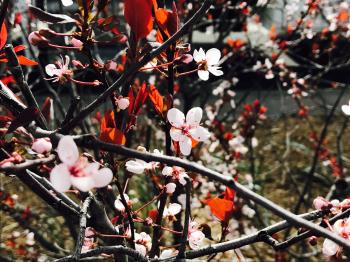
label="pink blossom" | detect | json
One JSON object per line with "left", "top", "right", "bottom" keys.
{"left": 115, "top": 97, "right": 130, "bottom": 110}
{"left": 162, "top": 166, "right": 189, "bottom": 185}
{"left": 28, "top": 31, "right": 48, "bottom": 46}
{"left": 134, "top": 232, "right": 152, "bottom": 256}
{"left": 322, "top": 218, "right": 350, "bottom": 257}
{"left": 313, "top": 196, "right": 331, "bottom": 210}
{"left": 125, "top": 159, "right": 154, "bottom": 174}
{"left": 71, "top": 38, "right": 83, "bottom": 48}
{"left": 114, "top": 194, "right": 131, "bottom": 212}
{"left": 159, "top": 249, "right": 179, "bottom": 259}
{"left": 31, "top": 137, "right": 52, "bottom": 154}
{"left": 50, "top": 136, "right": 113, "bottom": 192}
{"left": 193, "top": 48, "right": 223, "bottom": 81}
{"left": 342, "top": 100, "right": 350, "bottom": 115}
{"left": 188, "top": 221, "right": 205, "bottom": 250}
{"left": 163, "top": 203, "right": 182, "bottom": 219}
{"left": 45, "top": 55, "right": 72, "bottom": 83}
{"left": 167, "top": 107, "right": 210, "bottom": 156}
{"left": 165, "top": 183, "right": 176, "bottom": 194}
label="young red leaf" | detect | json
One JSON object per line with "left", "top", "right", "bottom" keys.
{"left": 0, "top": 22, "right": 7, "bottom": 50}
{"left": 17, "top": 55, "right": 38, "bottom": 66}
{"left": 133, "top": 82, "right": 149, "bottom": 115}
{"left": 100, "top": 110, "right": 126, "bottom": 145}
{"left": 124, "top": 0, "right": 153, "bottom": 41}
{"left": 155, "top": 2, "right": 179, "bottom": 40}
{"left": 148, "top": 85, "right": 164, "bottom": 115}
{"left": 206, "top": 198, "right": 234, "bottom": 223}
{"left": 127, "top": 87, "right": 135, "bottom": 115}
{"left": 13, "top": 45, "right": 26, "bottom": 53}
{"left": 224, "top": 187, "right": 236, "bottom": 201}
{"left": 41, "top": 97, "right": 53, "bottom": 123}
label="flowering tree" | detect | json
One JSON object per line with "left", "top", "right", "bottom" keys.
{"left": 2, "top": 0, "right": 350, "bottom": 261}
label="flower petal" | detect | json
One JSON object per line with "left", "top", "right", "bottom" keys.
{"left": 198, "top": 70, "right": 209, "bottom": 81}
{"left": 71, "top": 176, "right": 95, "bottom": 192}
{"left": 85, "top": 162, "right": 99, "bottom": 176}
{"left": 57, "top": 136, "right": 79, "bottom": 166}
{"left": 167, "top": 108, "right": 185, "bottom": 128}
{"left": 186, "top": 107, "right": 203, "bottom": 127}
{"left": 322, "top": 238, "right": 338, "bottom": 257}
{"left": 188, "top": 230, "right": 205, "bottom": 250}
{"left": 45, "top": 64, "right": 57, "bottom": 77}
{"left": 93, "top": 167, "right": 113, "bottom": 188}
{"left": 170, "top": 127, "right": 183, "bottom": 142}
{"left": 117, "top": 98, "right": 130, "bottom": 110}
{"left": 189, "top": 126, "right": 211, "bottom": 141}
{"left": 179, "top": 136, "right": 192, "bottom": 156}
{"left": 50, "top": 163, "right": 72, "bottom": 192}
{"left": 205, "top": 48, "right": 221, "bottom": 65}
{"left": 165, "top": 183, "right": 176, "bottom": 194}
{"left": 168, "top": 203, "right": 182, "bottom": 215}
{"left": 208, "top": 66, "right": 224, "bottom": 76}
{"left": 193, "top": 48, "right": 206, "bottom": 62}
{"left": 341, "top": 104, "right": 350, "bottom": 115}
{"left": 162, "top": 166, "right": 173, "bottom": 176}
{"left": 126, "top": 159, "right": 147, "bottom": 174}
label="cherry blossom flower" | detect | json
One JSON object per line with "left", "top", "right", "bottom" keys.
{"left": 134, "top": 232, "right": 152, "bottom": 256}
{"left": 162, "top": 166, "right": 189, "bottom": 185}
{"left": 50, "top": 136, "right": 113, "bottom": 192}
{"left": 45, "top": 55, "right": 72, "bottom": 83}
{"left": 125, "top": 159, "right": 156, "bottom": 174}
{"left": 342, "top": 100, "right": 350, "bottom": 115}
{"left": 165, "top": 183, "right": 176, "bottom": 194}
{"left": 61, "top": 0, "right": 73, "bottom": 6}
{"left": 115, "top": 96, "right": 130, "bottom": 110}
{"left": 159, "top": 249, "right": 179, "bottom": 259}
{"left": 167, "top": 107, "right": 211, "bottom": 156}
{"left": 71, "top": 38, "right": 83, "bottom": 49}
{"left": 125, "top": 148, "right": 160, "bottom": 173}
{"left": 114, "top": 194, "right": 132, "bottom": 212}
{"left": 229, "top": 135, "right": 248, "bottom": 155}
{"left": 313, "top": 196, "right": 331, "bottom": 210}
{"left": 188, "top": 220, "right": 205, "bottom": 250}
{"left": 31, "top": 137, "right": 52, "bottom": 154}
{"left": 193, "top": 48, "right": 223, "bottom": 81}
{"left": 322, "top": 218, "right": 350, "bottom": 257}
{"left": 163, "top": 203, "right": 182, "bottom": 220}
{"left": 82, "top": 227, "right": 95, "bottom": 253}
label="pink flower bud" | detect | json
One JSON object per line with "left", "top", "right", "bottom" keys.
{"left": 308, "top": 236, "right": 318, "bottom": 246}
{"left": 179, "top": 54, "right": 193, "bottom": 64}
{"left": 116, "top": 97, "right": 130, "bottom": 110}
{"left": 165, "top": 182, "right": 176, "bottom": 194}
{"left": 71, "top": 38, "right": 83, "bottom": 48}
{"left": 31, "top": 137, "right": 52, "bottom": 154}
{"left": 313, "top": 196, "right": 330, "bottom": 210}
{"left": 28, "top": 31, "right": 48, "bottom": 46}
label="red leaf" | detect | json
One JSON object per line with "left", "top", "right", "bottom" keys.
{"left": 127, "top": 87, "right": 135, "bottom": 115}
{"left": 124, "top": 0, "right": 153, "bottom": 41}
{"left": 100, "top": 110, "right": 126, "bottom": 145}
{"left": 148, "top": 85, "right": 164, "bottom": 115}
{"left": 13, "top": 45, "right": 26, "bottom": 53}
{"left": 133, "top": 82, "right": 149, "bottom": 115}
{"left": 17, "top": 55, "right": 38, "bottom": 66}
{"left": 224, "top": 187, "right": 235, "bottom": 201}
{"left": 0, "top": 22, "right": 7, "bottom": 50}
{"left": 206, "top": 198, "right": 234, "bottom": 223}
{"left": 41, "top": 97, "right": 53, "bottom": 123}
{"left": 155, "top": 3, "right": 179, "bottom": 40}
